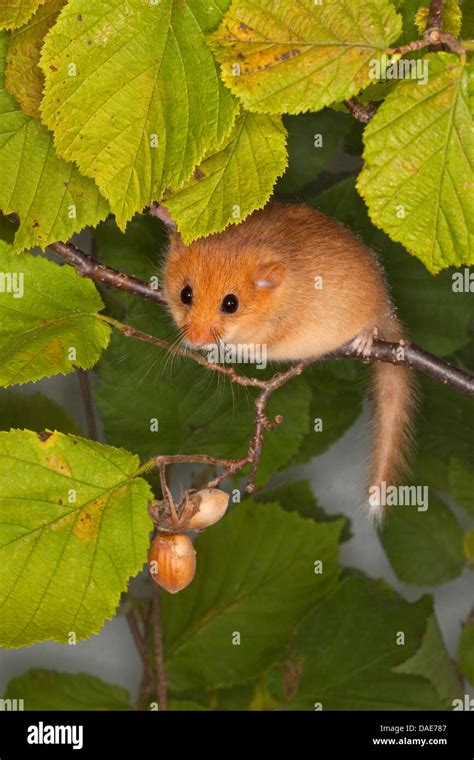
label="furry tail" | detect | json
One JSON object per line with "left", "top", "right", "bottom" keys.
{"left": 366, "top": 318, "right": 417, "bottom": 524}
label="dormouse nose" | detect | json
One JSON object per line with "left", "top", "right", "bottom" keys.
{"left": 185, "top": 324, "right": 214, "bottom": 347}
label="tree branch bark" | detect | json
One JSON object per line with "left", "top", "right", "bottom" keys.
{"left": 49, "top": 241, "right": 474, "bottom": 397}
{"left": 49, "top": 240, "right": 167, "bottom": 305}
{"left": 343, "top": 98, "right": 378, "bottom": 124}
{"left": 427, "top": 0, "right": 445, "bottom": 31}
{"left": 151, "top": 588, "right": 168, "bottom": 711}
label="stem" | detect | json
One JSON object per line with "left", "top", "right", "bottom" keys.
{"left": 126, "top": 608, "right": 154, "bottom": 711}
{"left": 335, "top": 339, "right": 474, "bottom": 397}
{"left": 152, "top": 588, "right": 168, "bottom": 711}
{"left": 77, "top": 369, "right": 98, "bottom": 440}
{"left": 98, "top": 315, "right": 268, "bottom": 389}
{"left": 343, "top": 97, "right": 378, "bottom": 124}
{"left": 427, "top": 0, "right": 445, "bottom": 31}
{"left": 49, "top": 240, "right": 167, "bottom": 305}
{"left": 390, "top": 30, "right": 465, "bottom": 56}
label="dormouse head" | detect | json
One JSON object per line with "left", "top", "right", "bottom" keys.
{"left": 163, "top": 231, "right": 287, "bottom": 349}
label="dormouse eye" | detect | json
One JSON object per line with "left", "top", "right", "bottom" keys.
{"left": 221, "top": 293, "right": 239, "bottom": 314}
{"left": 180, "top": 285, "right": 193, "bottom": 305}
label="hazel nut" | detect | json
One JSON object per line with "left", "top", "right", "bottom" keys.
{"left": 148, "top": 532, "right": 196, "bottom": 594}
{"left": 186, "top": 488, "right": 229, "bottom": 530}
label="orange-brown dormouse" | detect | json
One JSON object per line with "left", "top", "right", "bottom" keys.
{"left": 161, "top": 203, "right": 416, "bottom": 520}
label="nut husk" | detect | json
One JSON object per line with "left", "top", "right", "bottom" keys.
{"left": 149, "top": 532, "right": 196, "bottom": 593}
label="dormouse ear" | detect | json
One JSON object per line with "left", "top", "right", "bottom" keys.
{"left": 254, "top": 262, "right": 286, "bottom": 290}
{"left": 170, "top": 230, "right": 185, "bottom": 253}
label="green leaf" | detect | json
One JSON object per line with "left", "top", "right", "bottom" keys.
{"left": 95, "top": 214, "right": 169, "bottom": 287}
{"left": 285, "top": 574, "right": 447, "bottom": 710}
{"left": 394, "top": 614, "right": 463, "bottom": 705}
{"left": 209, "top": 0, "right": 402, "bottom": 113}
{"left": 290, "top": 361, "right": 364, "bottom": 465}
{"left": 458, "top": 618, "right": 474, "bottom": 685}
{"left": 0, "top": 390, "right": 80, "bottom": 434}
{"left": 0, "top": 429, "right": 153, "bottom": 647}
{"left": 0, "top": 244, "right": 111, "bottom": 386}
{"left": 254, "top": 479, "right": 352, "bottom": 540}
{"left": 416, "top": 377, "right": 474, "bottom": 489}
{"left": 95, "top": 301, "right": 311, "bottom": 486}
{"left": 163, "top": 501, "right": 342, "bottom": 692}
{"left": 4, "top": 669, "right": 131, "bottom": 710}
{"left": 388, "top": 0, "right": 423, "bottom": 45}
{"left": 312, "top": 177, "right": 473, "bottom": 356}
{"left": 462, "top": 0, "right": 474, "bottom": 37}
{"left": 40, "top": 0, "right": 238, "bottom": 229}
{"left": 449, "top": 458, "right": 474, "bottom": 517}
{"left": 5, "top": 0, "right": 66, "bottom": 119}
{"left": 379, "top": 492, "right": 465, "bottom": 585}
{"left": 165, "top": 111, "right": 287, "bottom": 243}
{"left": 358, "top": 54, "right": 474, "bottom": 274}
{"left": 0, "top": 0, "right": 46, "bottom": 30}
{"left": 0, "top": 31, "right": 109, "bottom": 252}
{"left": 275, "top": 110, "right": 353, "bottom": 195}
{"left": 415, "top": 0, "right": 462, "bottom": 36}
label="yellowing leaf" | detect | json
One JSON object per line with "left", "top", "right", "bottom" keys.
{"left": 0, "top": 31, "right": 109, "bottom": 252}
{"left": 358, "top": 54, "right": 474, "bottom": 273}
{"left": 0, "top": 430, "right": 153, "bottom": 647}
{"left": 0, "top": 242, "right": 111, "bottom": 386}
{"left": 40, "top": 0, "right": 239, "bottom": 229}
{"left": 6, "top": 0, "right": 66, "bottom": 119}
{"left": 0, "top": 0, "right": 46, "bottom": 30}
{"left": 209, "top": 0, "right": 402, "bottom": 113}
{"left": 165, "top": 111, "right": 287, "bottom": 243}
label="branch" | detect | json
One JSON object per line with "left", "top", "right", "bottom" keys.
{"left": 77, "top": 369, "right": 99, "bottom": 440}
{"left": 427, "top": 0, "right": 444, "bottom": 31}
{"left": 335, "top": 339, "right": 474, "bottom": 397}
{"left": 390, "top": 29, "right": 465, "bottom": 56}
{"left": 151, "top": 587, "right": 168, "bottom": 711}
{"left": 45, "top": 241, "right": 473, "bottom": 394}
{"left": 343, "top": 97, "right": 378, "bottom": 124}
{"left": 48, "top": 240, "right": 167, "bottom": 305}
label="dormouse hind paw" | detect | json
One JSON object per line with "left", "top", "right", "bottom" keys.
{"left": 351, "top": 327, "right": 378, "bottom": 358}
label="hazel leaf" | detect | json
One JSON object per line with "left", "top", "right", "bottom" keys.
{"left": 358, "top": 54, "right": 474, "bottom": 273}
{"left": 0, "top": 31, "right": 109, "bottom": 252}
{"left": 0, "top": 243, "right": 111, "bottom": 386}
{"left": 165, "top": 111, "right": 287, "bottom": 243}
{"left": 0, "top": 430, "right": 152, "bottom": 648}
{"left": 0, "top": 0, "right": 46, "bottom": 30}
{"left": 40, "top": 0, "right": 239, "bottom": 229}
{"left": 209, "top": 0, "right": 402, "bottom": 113}
{"left": 4, "top": 669, "right": 132, "bottom": 710}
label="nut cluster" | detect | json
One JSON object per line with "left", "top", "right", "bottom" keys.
{"left": 148, "top": 488, "right": 229, "bottom": 594}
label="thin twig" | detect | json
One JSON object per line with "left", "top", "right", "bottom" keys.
{"left": 152, "top": 587, "right": 168, "bottom": 711}
{"left": 126, "top": 609, "right": 146, "bottom": 662}
{"left": 102, "top": 317, "right": 268, "bottom": 389}
{"left": 109, "top": 317, "right": 474, "bottom": 398}
{"left": 343, "top": 97, "right": 378, "bottom": 124}
{"left": 77, "top": 369, "right": 98, "bottom": 440}
{"left": 134, "top": 600, "right": 154, "bottom": 710}
{"left": 390, "top": 30, "right": 465, "bottom": 56}
{"left": 48, "top": 240, "right": 167, "bottom": 305}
